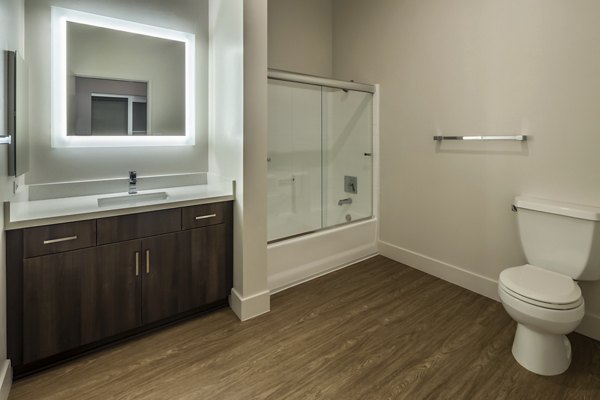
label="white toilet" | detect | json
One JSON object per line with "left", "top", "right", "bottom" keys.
{"left": 499, "top": 196, "right": 600, "bottom": 376}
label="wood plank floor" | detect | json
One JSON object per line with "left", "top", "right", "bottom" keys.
{"left": 9, "top": 256, "right": 600, "bottom": 399}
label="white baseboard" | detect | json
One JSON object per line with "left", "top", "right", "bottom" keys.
{"left": 379, "top": 240, "right": 499, "bottom": 301}
{"left": 229, "top": 288, "right": 271, "bottom": 321}
{"left": 577, "top": 312, "right": 600, "bottom": 341}
{"left": 379, "top": 240, "right": 600, "bottom": 341}
{"left": 268, "top": 219, "right": 378, "bottom": 292}
{"left": 0, "top": 360, "right": 11, "bottom": 400}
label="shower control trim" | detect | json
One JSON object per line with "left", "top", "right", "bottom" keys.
{"left": 344, "top": 176, "right": 358, "bottom": 194}
{"left": 338, "top": 198, "right": 353, "bottom": 206}
{"left": 129, "top": 171, "right": 138, "bottom": 195}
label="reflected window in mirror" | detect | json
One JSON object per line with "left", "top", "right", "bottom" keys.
{"left": 74, "top": 77, "right": 148, "bottom": 136}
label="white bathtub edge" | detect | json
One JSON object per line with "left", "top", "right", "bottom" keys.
{"left": 269, "top": 247, "right": 378, "bottom": 294}
{"left": 268, "top": 219, "right": 378, "bottom": 293}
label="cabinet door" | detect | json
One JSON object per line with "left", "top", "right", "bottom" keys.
{"left": 23, "top": 242, "right": 142, "bottom": 363}
{"left": 141, "top": 231, "right": 191, "bottom": 324}
{"left": 83, "top": 240, "right": 142, "bottom": 343}
{"left": 23, "top": 248, "right": 96, "bottom": 363}
{"left": 189, "top": 224, "right": 228, "bottom": 308}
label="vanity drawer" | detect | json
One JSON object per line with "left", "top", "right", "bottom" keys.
{"left": 23, "top": 220, "right": 97, "bottom": 258}
{"left": 182, "top": 202, "right": 230, "bottom": 230}
{"left": 97, "top": 208, "right": 181, "bottom": 245}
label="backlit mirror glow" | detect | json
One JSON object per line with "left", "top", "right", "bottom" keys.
{"left": 51, "top": 7, "right": 196, "bottom": 147}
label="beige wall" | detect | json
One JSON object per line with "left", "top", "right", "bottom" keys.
{"left": 25, "top": 0, "right": 209, "bottom": 184}
{"left": 268, "top": 0, "right": 333, "bottom": 77}
{"left": 333, "top": 0, "right": 600, "bottom": 335}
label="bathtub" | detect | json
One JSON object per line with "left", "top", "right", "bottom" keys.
{"left": 267, "top": 216, "right": 378, "bottom": 293}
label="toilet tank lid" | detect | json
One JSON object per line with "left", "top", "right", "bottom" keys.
{"left": 514, "top": 196, "right": 600, "bottom": 221}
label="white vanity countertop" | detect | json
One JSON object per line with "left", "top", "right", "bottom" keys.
{"left": 5, "top": 181, "right": 235, "bottom": 230}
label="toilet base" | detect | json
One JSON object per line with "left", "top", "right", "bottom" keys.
{"left": 511, "top": 323, "right": 572, "bottom": 376}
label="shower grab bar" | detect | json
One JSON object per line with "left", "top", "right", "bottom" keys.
{"left": 433, "top": 135, "right": 528, "bottom": 141}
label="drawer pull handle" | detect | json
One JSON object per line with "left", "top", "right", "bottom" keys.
{"left": 43, "top": 236, "right": 78, "bottom": 245}
{"left": 195, "top": 214, "right": 217, "bottom": 221}
{"left": 146, "top": 250, "right": 150, "bottom": 274}
{"left": 135, "top": 252, "right": 140, "bottom": 276}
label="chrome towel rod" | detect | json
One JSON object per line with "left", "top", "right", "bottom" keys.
{"left": 433, "top": 135, "right": 527, "bottom": 141}
{"left": 0, "top": 136, "right": 11, "bottom": 145}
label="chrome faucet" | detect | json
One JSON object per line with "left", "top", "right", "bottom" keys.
{"left": 338, "top": 198, "right": 353, "bottom": 206}
{"left": 129, "top": 171, "right": 137, "bottom": 194}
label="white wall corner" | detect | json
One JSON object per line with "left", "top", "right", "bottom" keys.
{"left": 229, "top": 288, "right": 271, "bottom": 322}
{"left": 378, "top": 240, "right": 500, "bottom": 301}
{"left": 0, "top": 360, "right": 11, "bottom": 400}
{"left": 268, "top": 220, "right": 379, "bottom": 293}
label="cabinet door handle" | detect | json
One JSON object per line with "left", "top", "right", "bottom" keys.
{"left": 146, "top": 250, "right": 150, "bottom": 274}
{"left": 135, "top": 252, "right": 140, "bottom": 276}
{"left": 195, "top": 214, "right": 217, "bottom": 220}
{"left": 43, "top": 235, "right": 78, "bottom": 245}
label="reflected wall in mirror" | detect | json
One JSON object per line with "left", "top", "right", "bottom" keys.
{"left": 52, "top": 7, "right": 196, "bottom": 147}
{"left": 67, "top": 22, "right": 185, "bottom": 137}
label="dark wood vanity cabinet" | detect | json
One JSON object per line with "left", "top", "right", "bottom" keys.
{"left": 7, "top": 201, "right": 233, "bottom": 376}
{"left": 22, "top": 240, "right": 142, "bottom": 364}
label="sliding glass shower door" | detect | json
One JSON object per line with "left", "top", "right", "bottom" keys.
{"left": 267, "top": 78, "right": 373, "bottom": 242}
{"left": 322, "top": 87, "right": 373, "bottom": 228}
{"left": 267, "top": 80, "right": 322, "bottom": 241}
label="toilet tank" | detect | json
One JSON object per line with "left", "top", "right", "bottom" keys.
{"left": 514, "top": 196, "right": 600, "bottom": 280}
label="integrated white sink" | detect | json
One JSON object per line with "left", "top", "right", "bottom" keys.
{"left": 97, "top": 191, "right": 168, "bottom": 207}
{"left": 7, "top": 179, "right": 235, "bottom": 230}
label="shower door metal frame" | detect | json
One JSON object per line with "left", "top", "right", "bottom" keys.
{"left": 267, "top": 69, "right": 377, "bottom": 243}
{"left": 268, "top": 69, "right": 376, "bottom": 94}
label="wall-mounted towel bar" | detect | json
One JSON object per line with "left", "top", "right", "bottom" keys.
{"left": 0, "top": 136, "right": 11, "bottom": 145}
{"left": 433, "top": 135, "right": 528, "bottom": 141}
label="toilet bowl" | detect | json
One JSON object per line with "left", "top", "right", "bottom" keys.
{"left": 499, "top": 196, "right": 600, "bottom": 376}
{"left": 498, "top": 265, "right": 584, "bottom": 375}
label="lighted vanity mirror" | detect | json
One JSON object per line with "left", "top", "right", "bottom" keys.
{"left": 52, "top": 7, "right": 196, "bottom": 147}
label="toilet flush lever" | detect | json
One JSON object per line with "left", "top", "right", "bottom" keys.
{"left": 511, "top": 205, "right": 518, "bottom": 212}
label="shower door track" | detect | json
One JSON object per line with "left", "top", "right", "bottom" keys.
{"left": 268, "top": 68, "right": 375, "bottom": 94}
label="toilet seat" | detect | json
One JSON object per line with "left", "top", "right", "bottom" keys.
{"left": 499, "top": 265, "right": 583, "bottom": 310}
{"left": 499, "top": 284, "right": 583, "bottom": 310}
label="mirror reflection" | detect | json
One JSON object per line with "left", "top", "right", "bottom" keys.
{"left": 67, "top": 22, "right": 185, "bottom": 136}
